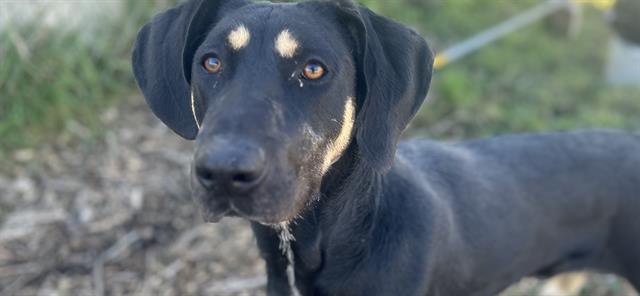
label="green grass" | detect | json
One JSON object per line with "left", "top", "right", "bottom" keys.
{"left": 0, "top": 25, "right": 127, "bottom": 148}
{"left": 0, "top": 1, "right": 175, "bottom": 165}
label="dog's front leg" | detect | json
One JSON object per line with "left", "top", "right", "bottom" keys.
{"left": 251, "top": 223, "right": 294, "bottom": 295}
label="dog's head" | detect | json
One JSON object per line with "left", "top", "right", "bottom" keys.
{"left": 132, "top": 0, "right": 433, "bottom": 224}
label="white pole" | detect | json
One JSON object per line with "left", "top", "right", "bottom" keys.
{"left": 434, "top": 0, "right": 572, "bottom": 70}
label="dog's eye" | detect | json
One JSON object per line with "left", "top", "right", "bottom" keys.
{"left": 302, "top": 62, "right": 325, "bottom": 80}
{"left": 203, "top": 56, "right": 222, "bottom": 73}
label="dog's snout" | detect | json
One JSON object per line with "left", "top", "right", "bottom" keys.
{"left": 195, "top": 137, "right": 267, "bottom": 193}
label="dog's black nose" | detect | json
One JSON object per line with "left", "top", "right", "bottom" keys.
{"left": 195, "top": 137, "right": 266, "bottom": 193}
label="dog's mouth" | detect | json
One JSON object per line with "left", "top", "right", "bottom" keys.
{"left": 198, "top": 196, "right": 296, "bottom": 224}
{"left": 201, "top": 209, "right": 292, "bottom": 224}
{"left": 191, "top": 162, "right": 319, "bottom": 224}
{"left": 201, "top": 206, "right": 231, "bottom": 223}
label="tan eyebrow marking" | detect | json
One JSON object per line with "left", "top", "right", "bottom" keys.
{"left": 322, "top": 97, "right": 356, "bottom": 173}
{"left": 228, "top": 25, "right": 251, "bottom": 50}
{"left": 275, "top": 29, "right": 299, "bottom": 58}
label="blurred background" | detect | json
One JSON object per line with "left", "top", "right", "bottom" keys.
{"left": 1, "top": 0, "right": 639, "bottom": 295}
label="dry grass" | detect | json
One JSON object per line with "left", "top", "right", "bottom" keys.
{"left": 0, "top": 99, "right": 263, "bottom": 295}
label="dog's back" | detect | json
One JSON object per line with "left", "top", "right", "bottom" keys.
{"left": 397, "top": 129, "right": 640, "bottom": 294}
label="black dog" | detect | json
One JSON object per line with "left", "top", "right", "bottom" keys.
{"left": 132, "top": 0, "right": 640, "bottom": 295}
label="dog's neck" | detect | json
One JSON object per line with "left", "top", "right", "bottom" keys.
{"left": 290, "top": 143, "right": 387, "bottom": 270}
{"left": 319, "top": 144, "right": 359, "bottom": 198}
{"left": 323, "top": 142, "right": 386, "bottom": 210}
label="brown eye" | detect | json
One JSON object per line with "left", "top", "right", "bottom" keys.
{"left": 203, "top": 56, "right": 222, "bottom": 73}
{"left": 303, "top": 62, "right": 325, "bottom": 80}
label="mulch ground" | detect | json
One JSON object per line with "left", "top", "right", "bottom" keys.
{"left": 0, "top": 97, "right": 636, "bottom": 296}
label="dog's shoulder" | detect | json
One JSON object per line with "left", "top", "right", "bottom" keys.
{"left": 397, "top": 138, "right": 479, "bottom": 170}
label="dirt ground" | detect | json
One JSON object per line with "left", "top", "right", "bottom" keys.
{"left": 0, "top": 97, "right": 637, "bottom": 296}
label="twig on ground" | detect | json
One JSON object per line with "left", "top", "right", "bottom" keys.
{"left": 207, "top": 275, "right": 267, "bottom": 294}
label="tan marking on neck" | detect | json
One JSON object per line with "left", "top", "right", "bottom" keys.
{"left": 322, "top": 97, "right": 355, "bottom": 173}
{"left": 228, "top": 25, "right": 250, "bottom": 50}
{"left": 275, "top": 30, "right": 299, "bottom": 58}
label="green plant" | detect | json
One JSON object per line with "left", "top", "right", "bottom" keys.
{"left": 406, "top": 2, "right": 640, "bottom": 139}
{"left": 0, "top": 1, "right": 175, "bottom": 164}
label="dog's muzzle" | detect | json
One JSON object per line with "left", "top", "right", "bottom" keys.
{"left": 192, "top": 135, "right": 269, "bottom": 221}
{"left": 194, "top": 136, "right": 267, "bottom": 194}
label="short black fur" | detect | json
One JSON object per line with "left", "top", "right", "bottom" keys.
{"left": 133, "top": 1, "right": 640, "bottom": 295}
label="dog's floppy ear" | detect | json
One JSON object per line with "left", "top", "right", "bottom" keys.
{"left": 132, "top": 0, "right": 249, "bottom": 140}
{"left": 335, "top": 3, "right": 434, "bottom": 171}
